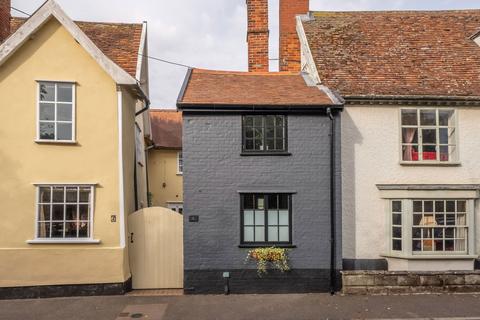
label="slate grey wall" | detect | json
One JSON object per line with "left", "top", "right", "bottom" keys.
{"left": 183, "top": 113, "right": 342, "bottom": 272}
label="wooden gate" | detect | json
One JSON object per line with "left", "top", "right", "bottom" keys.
{"left": 128, "top": 207, "right": 183, "bottom": 289}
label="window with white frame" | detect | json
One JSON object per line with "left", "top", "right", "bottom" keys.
{"left": 38, "top": 82, "right": 75, "bottom": 142}
{"left": 390, "top": 199, "right": 471, "bottom": 255}
{"left": 36, "top": 185, "right": 94, "bottom": 239}
{"left": 167, "top": 202, "right": 183, "bottom": 214}
{"left": 401, "top": 108, "right": 456, "bottom": 162}
{"left": 177, "top": 151, "right": 183, "bottom": 174}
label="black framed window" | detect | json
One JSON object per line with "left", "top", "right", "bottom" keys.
{"left": 241, "top": 193, "right": 292, "bottom": 245}
{"left": 242, "top": 115, "right": 287, "bottom": 152}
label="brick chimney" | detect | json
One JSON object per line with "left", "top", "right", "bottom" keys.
{"left": 246, "top": 0, "right": 269, "bottom": 72}
{"left": 279, "top": 0, "right": 309, "bottom": 72}
{"left": 0, "top": 0, "right": 10, "bottom": 43}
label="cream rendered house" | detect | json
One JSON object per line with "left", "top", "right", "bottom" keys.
{"left": 296, "top": 9, "right": 480, "bottom": 273}
{"left": 0, "top": 0, "right": 149, "bottom": 298}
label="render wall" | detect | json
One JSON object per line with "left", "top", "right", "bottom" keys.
{"left": 341, "top": 105, "right": 480, "bottom": 270}
{"left": 183, "top": 113, "right": 342, "bottom": 293}
{"left": 0, "top": 18, "right": 129, "bottom": 287}
{"left": 148, "top": 149, "right": 183, "bottom": 208}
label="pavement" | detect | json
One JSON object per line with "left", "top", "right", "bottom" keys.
{"left": 1, "top": 293, "right": 480, "bottom": 320}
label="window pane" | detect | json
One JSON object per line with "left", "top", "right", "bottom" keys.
{"left": 268, "top": 195, "right": 278, "bottom": 210}
{"left": 57, "top": 104, "right": 72, "bottom": 121}
{"left": 445, "top": 240, "right": 455, "bottom": 251}
{"left": 39, "top": 187, "right": 51, "bottom": 203}
{"left": 245, "top": 127, "right": 253, "bottom": 139}
{"left": 420, "top": 110, "right": 436, "bottom": 125}
{"left": 268, "top": 227, "right": 279, "bottom": 242}
{"left": 392, "top": 240, "right": 402, "bottom": 251}
{"left": 435, "top": 214, "right": 445, "bottom": 225}
{"left": 392, "top": 214, "right": 402, "bottom": 225}
{"left": 51, "top": 222, "right": 64, "bottom": 238}
{"left": 254, "top": 139, "right": 263, "bottom": 151}
{"left": 457, "top": 201, "right": 466, "bottom": 213}
{"left": 244, "top": 116, "right": 253, "bottom": 127}
{"left": 446, "top": 201, "right": 456, "bottom": 212}
{"left": 52, "top": 204, "right": 64, "bottom": 220}
{"left": 401, "top": 110, "right": 417, "bottom": 125}
{"left": 422, "top": 145, "right": 437, "bottom": 160}
{"left": 244, "top": 227, "right": 254, "bottom": 242}
{"left": 268, "top": 211, "right": 278, "bottom": 225}
{"left": 392, "top": 201, "right": 402, "bottom": 213}
{"left": 243, "top": 194, "right": 254, "bottom": 210}
{"left": 413, "top": 201, "right": 423, "bottom": 213}
{"left": 79, "top": 204, "right": 90, "bottom": 220}
{"left": 38, "top": 204, "right": 50, "bottom": 221}
{"left": 52, "top": 187, "right": 64, "bottom": 202}
{"left": 57, "top": 123, "right": 72, "bottom": 141}
{"left": 279, "top": 227, "right": 289, "bottom": 241}
{"left": 402, "top": 128, "right": 418, "bottom": 144}
{"left": 413, "top": 214, "right": 422, "bottom": 226}
{"left": 439, "top": 110, "right": 454, "bottom": 126}
{"left": 457, "top": 214, "right": 466, "bottom": 225}
{"left": 57, "top": 84, "right": 73, "bottom": 102}
{"left": 424, "top": 201, "right": 434, "bottom": 213}
{"left": 412, "top": 240, "right": 421, "bottom": 251}
{"left": 402, "top": 145, "right": 419, "bottom": 161}
{"left": 37, "top": 222, "right": 51, "bottom": 238}
{"left": 279, "top": 194, "right": 289, "bottom": 210}
{"left": 255, "top": 196, "right": 264, "bottom": 210}
{"left": 39, "top": 103, "right": 55, "bottom": 121}
{"left": 412, "top": 228, "right": 421, "bottom": 238}
{"left": 279, "top": 210, "right": 289, "bottom": 225}
{"left": 392, "top": 227, "right": 402, "bottom": 238}
{"left": 39, "top": 83, "right": 55, "bottom": 101}
{"left": 245, "top": 139, "right": 253, "bottom": 150}
{"left": 78, "top": 222, "right": 89, "bottom": 238}
{"left": 266, "top": 139, "right": 275, "bottom": 151}
{"left": 66, "top": 187, "right": 78, "bottom": 203}
{"left": 275, "top": 139, "right": 284, "bottom": 151}
{"left": 434, "top": 240, "right": 444, "bottom": 251}
{"left": 65, "top": 222, "right": 77, "bottom": 238}
{"left": 439, "top": 128, "right": 449, "bottom": 145}
{"left": 265, "top": 116, "right": 275, "bottom": 128}
{"left": 439, "top": 146, "right": 449, "bottom": 162}
{"left": 65, "top": 205, "right": 77, "bottom": 220}
{"left": 79, "top": 188, "right": 91, "bottom": 203}
{"left": 255, "top": 227, "right": 265, "bottom": 242}
{"left": 39, "top": 122, "right": 55, "bottom": 140}
{"left": 255, "top": 211, "right": 265, "bottom": 226}
{"left": 253, "top": 116, "right": 262, "bottom": 127}
{"left": 275, "top": 116, "right": 284, "bottom": 127}
{"left": 422, "top": 129, "right": 437, "bottom": 144}
{"left": 446, "top": 214, "right": 455, "bottom": 225}
{"left": 244, "top": 210, "right": 254, "bottom": 225}
{"left": 435, "top": 201, "right": 445, "bottom": 212}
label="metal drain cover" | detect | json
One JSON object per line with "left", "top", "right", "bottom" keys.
{"left": 130, "top": 314, "right": 144, "bottom": 319}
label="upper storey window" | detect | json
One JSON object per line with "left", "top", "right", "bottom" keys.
{"left": 37, "top": 82, "right": 75, "bottom": 142}
{"left": 401, "top": 109, "right": 457, "bottom": 163}
{"left": 242, "top": 115, "right": 287, "bottom": 153}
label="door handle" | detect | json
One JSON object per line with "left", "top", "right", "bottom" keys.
{"left": 130, "top": 233, "right": 134, "bottom": 243}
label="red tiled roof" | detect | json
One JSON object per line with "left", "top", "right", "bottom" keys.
{"left": 302, "top": 10, "right": 480, "bottom": 97}
{"left": 178, "top": 69, "right": 338, "bottom": 106}
{"left": 9, "top": 17, "right": 142, "bottom": 78}
{"left": 150, "top": 110, "right": 182, "bottom": 149}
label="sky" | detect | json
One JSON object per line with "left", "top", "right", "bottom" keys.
{"left": 12, "top": 0, "right": 480, "bottom": 109}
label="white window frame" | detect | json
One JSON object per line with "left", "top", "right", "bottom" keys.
{"left": 167, "top": 202, "right": 183, "bottom": 214}
{"left": 177, "top": 151, "right": 183, "bottom": 175}
{"left": 386, "top": 198, "right": 475, "bottom": 258}
{"left": 36, "top": 81, "right": 76, "bottom": 143}
{"left": 28, "top": 184, "right": 99, "bottom": 244}
{"left": 399, "top": 108, "right": 459, "bottom": 164}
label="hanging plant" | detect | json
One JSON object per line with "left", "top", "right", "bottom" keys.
{"left": 245, "top": 247, "right": 290, "bottom": 276}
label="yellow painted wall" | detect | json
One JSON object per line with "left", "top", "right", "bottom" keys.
{"left": 148, "top": 149, "right": 183, "bottom": 207}
{"left": 0, "top": 18, "right": 133, "bottom": 287}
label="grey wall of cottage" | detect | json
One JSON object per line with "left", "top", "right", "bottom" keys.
{"left": 182, "top": 113, "right": 342, "bottom": 271}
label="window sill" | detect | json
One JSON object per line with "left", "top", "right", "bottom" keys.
{"left": 400, "top": 161, "right": 461, "bottom": 167}
{"left": 35, "top": 140, "right": 78, "bottom": 145}
{"left": 239, "top": 244, "right": 296, "bottom": 249}
{"left": 240, "top": 152, "right": 292, "bottom": 157}
{"left": 176, "top": 173, "right": 183, "bottom": 176}
{"left": 27, "top": 239, "right": 101, "bottom": 245}
{"left": 381, "top": 253, "right": 478, "bottom": 260}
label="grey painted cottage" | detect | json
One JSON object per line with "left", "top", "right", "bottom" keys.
{"left": 177, "top": 68, "right": 343, "bottom": 293}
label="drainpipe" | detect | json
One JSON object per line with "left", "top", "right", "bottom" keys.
{"left": 326, "top": 107, "right": 337, "bottom": 295}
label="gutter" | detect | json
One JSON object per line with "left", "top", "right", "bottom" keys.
{"left": 326, "top": 107, "right": 337, "bottom": 295}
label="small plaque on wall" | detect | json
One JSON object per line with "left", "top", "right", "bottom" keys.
{"left": 189, "top": 215, "right": 199, "bottom": 222}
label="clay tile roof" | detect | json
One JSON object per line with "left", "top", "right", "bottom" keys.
{"left": 302, "top": 10, "right": 480, "bottom": 97}
{"left": 9, "top": 17, "right": 142, "bottom": 78}
{"left": 150, "top": 110, "right": 182, "bottom": 149}
{"left": 178, "top": 69, "right": 339, "bottom": 106}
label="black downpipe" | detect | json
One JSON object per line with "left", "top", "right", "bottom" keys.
{"left": 327, "top": 107, "right": 337, "bottom": 295}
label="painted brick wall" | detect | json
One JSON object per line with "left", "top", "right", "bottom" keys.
{"left": 279, "top": 0, "right": 309, "bottom": 72}
{"left": 0, "top": 0, "right": 10, "bottom": 43}
{"left": 183, "top": 113, "right": 342, "bottom": 273}
{"left": 246, "top": 0, "right": 269, "bottom": 72}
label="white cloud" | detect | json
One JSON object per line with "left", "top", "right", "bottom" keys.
{"left": 12, "top": 0, "right": 480, "bottom": 108}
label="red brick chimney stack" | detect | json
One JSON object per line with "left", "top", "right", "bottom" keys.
{"left": 279, "top": 0, "right": 309, "bottom": 72}
{"left": 246, "top": 0, "right": 269, "bottom": 72}
{"left": 0, "top": 0, "right": 10, "bottom": 43}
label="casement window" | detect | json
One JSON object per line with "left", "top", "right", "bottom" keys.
{"left": 37, "top": 82, "right": 75, "bottom": 142}
{"left": 401, "top": 108, "right": 457, "bottom": 163}
{"left": 177, "top": 151, "right": 183, "bottom": 174}
{"left": 36, "top": 185, "right": 94, "bottom": 240}
{"left": 242, "top": 115, "right": 287, "bottom": 153}
{"left": 389, "top": 199, "right": 472, "bottom": 255}
{"left": 240, "top": 194, "right": 292, "bottom": 245}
